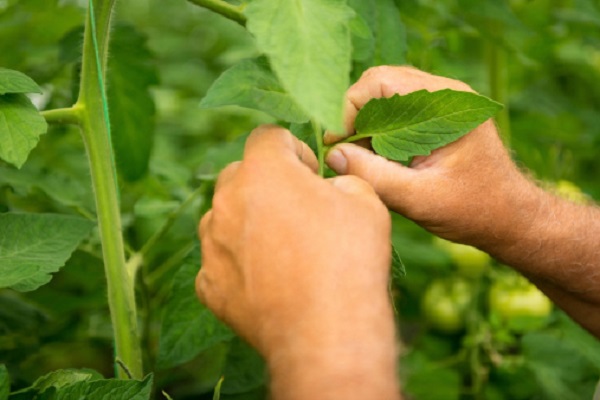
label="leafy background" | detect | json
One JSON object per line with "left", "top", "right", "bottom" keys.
{"left": 1, "top": 0, "right": 600, "bottom": 399}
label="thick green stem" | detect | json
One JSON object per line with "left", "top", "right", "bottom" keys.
{"left": 187, "top": 0, "right": 246, "bottom": 26}
{"left": 486, "top": 42, "right": 511, "bottom": 146}
{"left": 75, "top": 0, "right": 143, "bottom": 379}
{"left": 312, "top": 120, "right": 325, "bottom": 177}
{"left": 41, "top": 107, "right": 82, "bottom": 125}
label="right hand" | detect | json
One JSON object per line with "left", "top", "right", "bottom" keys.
{"left": 325, "top": 66, "right": 540, "bottom": 248}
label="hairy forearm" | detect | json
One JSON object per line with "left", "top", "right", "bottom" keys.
{"left": 481, "top": 182, "right": 600, "bottom": 334}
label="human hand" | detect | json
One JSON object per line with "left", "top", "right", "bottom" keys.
{"left": 325, "top": 66, "right": 538, "bottom": 248}
{"left": 196, "top": 125, "right": 400, "bottom": 399}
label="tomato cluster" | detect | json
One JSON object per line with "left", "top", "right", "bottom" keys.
{"left": 421, "top": 238, "right": 553, "bottom": 334}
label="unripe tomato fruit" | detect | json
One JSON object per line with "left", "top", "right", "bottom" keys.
{"left": 434, "top": 237, "right": 491, "bottom": 278}
{"left": 422, "top": 278, "right": 473, "bottom": 333}
{"left": 488, "top": 277, "right": 552, "bottom": 332}
{"left": 554, "top": 180, "right": 588, "bottom": 204}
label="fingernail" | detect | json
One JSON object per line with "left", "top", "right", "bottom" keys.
{"left": 326, "top": 148, "right": 347, "bottom": 174}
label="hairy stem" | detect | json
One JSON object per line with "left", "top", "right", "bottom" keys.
{"left": 312, "top": 120, "right": 325, "bottom": 177}
{"left": 41, "top": 107, "right": 82, "bottom": 125}
{"left": 487, "top": 42, "right": 511, "bottom": 146}
{"left": 187, "top": 0, "right": 247, "bottom": 26}
{"left": 75, "top": 0, "right": 143, "bottom": 379}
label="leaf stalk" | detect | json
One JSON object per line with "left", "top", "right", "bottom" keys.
{"left": 41, "top": 107, "right": 82, "bottom": 125}
{"left": 312, "top": 120, "right": 325, "bottom": 177}
{"left": 187, "top": 0, "right": 247, "bottom": 26}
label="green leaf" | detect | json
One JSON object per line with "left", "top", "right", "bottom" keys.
{"left": 9, "top": 369, "right": 101, "bottom": 399}
{"left": 391, "top": 243, "right": 406, "bottom": 280}
{"left": 221, "top": 338, "right": 266, "bottom": 395}
{"left": 158, "top": 251, "right": 234, "bottom": 369}
{"left": 402, "top": 351, "right": 461, "bottom": 400}
{"left": 0, "top": 165, "right": 94, "bottom": 211}
{"left": 201, "top": 58, "right": 309, "bottom": 124}
{"left": 0, "top": 365, "right": 8, "bottom": 400}
{"left": 35, "top": 374, "right": 153, "bottom": 400}
{"left": 0, "top": 213, "right": 95, "bottom": 292}
{"left": 354, "top": 90, "right": 503, "bottom": 162}
{"left": 556, "top": 312, "right": 600, "bottom": 369}
{"left": 0, "top": 93, "right": 47, "bottom": 168}
{"left": 523, "top": 331, "right": 596, "bottom": 400}
{"left": 108, "top": 24, "right": 158, "bottom": 182}
{"left": 244, "top": 0, "right": 354, "bottom": 132}
{"left": 0, "top": 69, "right": 42, "bottom": 95}
{"left": 349, "top": 0, "right": 406, "bottom": 66}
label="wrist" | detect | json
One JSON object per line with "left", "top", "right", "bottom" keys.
{"left": 264, "top": 298, "right": 401, "bottom": 400}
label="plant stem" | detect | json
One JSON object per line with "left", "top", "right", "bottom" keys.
{"left": 75, "top": 0, "right": 143, "bottom": 379}
{"left": 312, "top": 120, "right": 325, "bottom": 177}
{"left": 486, "top": 42, "right": 511, "bottom": 146}
{"left": 41, "top": 107, "right": 82, "bottom": 125}
{"left": 187, "top": 0, "right": 247, "bottom": 26}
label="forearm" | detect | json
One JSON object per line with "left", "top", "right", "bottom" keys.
{"left": 480, "top": 183, "right": 600, "bottom": 334}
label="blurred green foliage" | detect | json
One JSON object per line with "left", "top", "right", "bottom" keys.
{"left": 0, "top": 0, "right": 599, "bottom": 399}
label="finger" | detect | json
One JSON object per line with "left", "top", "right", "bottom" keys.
{"left": 323, "top": 97, "right": 360, "bottom": 144}
{"left": 215, "top": 161, "right": 241, "bottom": 192}
{"left": 326, "top": 143, "right": 416, "bottom": 204}
{"left": 328, "top": 175, "right": 380, "bottom": 203}
{"left": 244, "top": 124, "right": 319, "bottom": 173}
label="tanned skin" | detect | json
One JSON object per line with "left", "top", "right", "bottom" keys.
{"left": 196, "top": 66, "right": 600, "bottom": 399}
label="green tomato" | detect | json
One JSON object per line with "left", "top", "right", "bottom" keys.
{"left": 488, "top": 278, "right": 552, "bottom": 332}
{"left": 554, "top": 180, "right": 588, "bottom": 204}
{"left": 422, "top": 278, "right": 472, "bottom": 333}
{"left": 434, "top": 237, "right": 491, "bottom": 278}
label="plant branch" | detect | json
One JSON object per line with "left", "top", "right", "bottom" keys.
{"left": 146, "top": 241, "right": 196, "bottom": 289}
{"left": 139, "top": 184, "right": 206, "bottom": 260}
{"left": 187, "top": 0, "right": 247, "bottom": 26}
{"left": 41, "top": 107, "right": 82, "bottom": 125}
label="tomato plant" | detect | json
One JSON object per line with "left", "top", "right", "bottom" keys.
{"left": 1, "top": 0, "right": 600, "bottom": 399}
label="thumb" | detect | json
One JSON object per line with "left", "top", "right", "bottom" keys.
{"left": 326, "top": 143, "right": 416, "bottom": 203}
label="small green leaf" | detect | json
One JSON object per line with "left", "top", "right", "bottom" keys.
{"left": 0, "top": 69, "right": 42, "bottom": 95}
{"left": 108, "top": 24, "right": 158, "bottom": 182}
{"left": 0, "top": 93, "right": 48, "bottom": 168}
{"left": 523, "top": 331, "right": 596, "bottom": 400}
{"left": 158, "top": 250, "right": 234, "bottom": 369}
{"left": 245, "top": 0, "right": 354, "bottom": 132}
{"left": 0, "top": 365, "right": 9, "bottom": 400}
{"left": 0, "top": 213, "right": 95, "bottom": 292}
{"left": 201, "top": 58, "right": 309, "bottom": 123}
{"left": 221, "top": 338, "right": 266, "bottom": 395}
{"left": 391, "top": 243, "right": 406, "bottom": 279}
{"left": 354, "top": 90, "right": 503, "bottom": 162}
{"left": 9, "top": 369, "right": 100, "bottom": 399}
{"left": 35, "top": 374, "right": 153, "bottom": 400}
